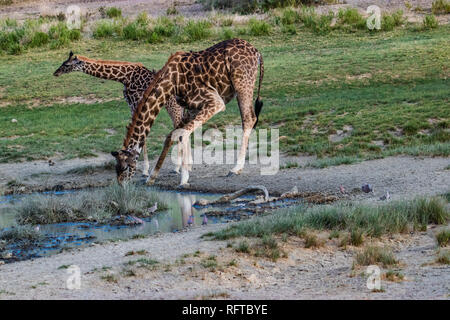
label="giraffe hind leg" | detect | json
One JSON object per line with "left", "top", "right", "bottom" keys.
{"left": 228, "top": 75, "right": 257, "bottom": 176}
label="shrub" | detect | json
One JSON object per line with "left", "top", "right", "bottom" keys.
{"left": 0, "top": 0, "right": 13, "bottom": 6}
{"left": 0, "top": 225, "right": 43, "bottom": 247}
{"left": 16, "top": 184, "right": 168, "bottom": 225}
{"left": 152, "top": 16, "right": 176, "bottom": 38}
{"left": 221, "top": 27, "right": 235, "bottom": 39}
{"left": 355, "top": 246, "right": 398, "bottom": 267}
{"left": 93, "top": 20, "right": 122, "bottom": 38}
{"left": 29, "top": 31, "right": 49, "bottom": 47}
{"left": 248, "top": 18, "right": 271, "bottom": 36}
{"left": 337, "top": 8, "right": 366, "bottom": 30}
{"left": 183, "top": 20, "right": 212, "bottom": 42}
{"left": 436, "top": 229, "right": 450, "bottom": 247}
{"left": 235, "top": 240, "right": 250, "bottom": 253}
{"left": 123, "top": 21, "right": 151, "bottom": 40}
{"left": 300, "top": 8, "right": 333, "bottom": 35}
{"left": 281, "top": 7, "right": 300, "bottom": 25}
{"left": 432, "top": 0, "right": 450, "bottom": 14}
{"left": 382, "top": 10, "right": 404, "bottom": 31}
{"left": 166, "top": 5, "right": 179, "bottom": 15}
{"left": 423, "top": 15, "right": 439, "bottom": 29}
{"left": 48, "top": 22, "right": 81, "bottom": 49}
{"left": 105, "top": 7, "right": 122, "bottom": 18}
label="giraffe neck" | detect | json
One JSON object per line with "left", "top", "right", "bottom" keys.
{"left": 123, "top": 67, "right": 174, "bottom": 154}
{"left": 77, "top": 56, "right": 143, "bottom": 85}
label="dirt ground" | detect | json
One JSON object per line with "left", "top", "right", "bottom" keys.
{"left": 2, "top": 0, "right": 448, "bottom": 24}
{"left": 0, "top": 220, "right": 448, "bottom": 299}
{"left": 0, "top": 154, "right": 449, "bottom": 299}
{"left": 1, "top": 153, "right": 449, "bottom": 201}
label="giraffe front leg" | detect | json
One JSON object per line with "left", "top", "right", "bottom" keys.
{"left": 146, "top": 134, "right": 173, "bottom": 185}
{"left": 142, "top": 143, "right": 150, "bottom": 177}
{"left": 176, "top": 91, "right": 225, "bottom": 188}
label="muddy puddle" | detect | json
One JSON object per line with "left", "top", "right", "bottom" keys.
{"left": 0, "top": 186, "right": 330, "bottom": 263}
{"left": 0, "top": 188, "right": 233, "bottom": 262}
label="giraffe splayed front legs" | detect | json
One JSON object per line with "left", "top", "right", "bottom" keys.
{"left": 53, "top": 51, "right": 189, "bottom": 176}
{"left": 113, "top": 38, "right": 264, "bottom": 187}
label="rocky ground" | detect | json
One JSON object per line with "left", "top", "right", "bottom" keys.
{"left": 0, "top": 221, "right": 448, "bottom": 299}
{"left": 0, "top": 154, "right": 449, "bottom": 299}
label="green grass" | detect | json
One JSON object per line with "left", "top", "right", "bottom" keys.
{"left": 354, "top": 246, "right": 398, "bottom": 267}
{"left": 0, "top": 16, "right": 448, "bottom": 163}
{"left": 435, "top": 229, "right": 450, "bottom": 247}
{"left": 105, "top": 7, "right": 122, "bottom": 19}
{"left": 14, "top": 184, "right": 168, "bottom": 225}
{"left": 0, "top": 225, "right": 43, "bottom": 246}
{"left": 436, "top": 250, "right": 449, "bottom": 264}
{"left": 432, "top": 0, "right": 450, "bottom": 14}
{"left": 207, "top": 197, "right": 449, "bottom": 240}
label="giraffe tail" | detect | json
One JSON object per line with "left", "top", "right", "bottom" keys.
{"left": 253, "top": 53, "right": 264, "bottom": 129}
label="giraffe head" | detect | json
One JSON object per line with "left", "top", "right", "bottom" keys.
{"left": 53, "top": 51, "right": 83, "bottom": 76}
{"left": 111, "top": 149, "right": 139, "bottom": 184}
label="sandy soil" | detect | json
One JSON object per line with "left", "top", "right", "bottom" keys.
{"left": 2, "top": 0, "right": 448, "bottom": 24}
{"left": 0, "top": 154, "right": 448, "bottom": 299}
{"left": 1, "top": 153, "right": 449, "bottom": 201}
{"left": 0, "top": 221, "right": 448, "bottom": 299}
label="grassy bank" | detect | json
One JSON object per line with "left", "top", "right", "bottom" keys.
{"left": 206, "top": 196, "right": 449, "bottom": 240}
{"left": 0, "top": 8, "right": 448, "bottom": 164}
{"left": 14, "top": 184, "right": 168, "bottom": 225}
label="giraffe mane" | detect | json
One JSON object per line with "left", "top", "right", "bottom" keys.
{"left": 76, "top": 55, "right": 144, "bottom": 67}
{"left": 123, "top": 51, "right": 184, "bottom": 148}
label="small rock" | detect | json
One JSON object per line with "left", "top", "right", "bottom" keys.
{"left": 11, "top": 119, "right": 17, "bottom": 123}
{"left": 361, "top": 184, "right": 373, "bottom": 193}
{"left": 379, "top": 191, "right": 391, "bottom": 201}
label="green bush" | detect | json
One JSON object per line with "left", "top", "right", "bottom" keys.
{"left": 248, "top": 18, "right": 271, "bottom": 36}
{"left": 123, "top": 21, "right": 151, "bottom": 40}
{"left": 48, "top": 23, "right": 81, "bottom": 49}
{"left": 183, "top": 20, "right": 212, "bottom": 42}
{"left": 29, "top": 31, "right": 49, "bottom": 47}
{"left": 281, "top": 7, "right": 300, "bottom": 25}
{"left": 201, "top": 0, "right": 316, "bottom": 14}
{"left": 222, "top": 27, "right": 235, "bottom": 39}
{"left": 423, "top": 14, "right": 439, "bottom": 29}
{"left": 93, "top": 20, "right": 115, "bottom": 38}
{"left": 152, "top": 16, "right": 177, "bottom": 38}
{"left": 337, "top": 8, "right": 366, "bottom": 30}
{"left": 382, "top": 10, "right": 404, "bottom": 31}
{"left": 105, "top": 7, "right": 122, "bottom": 18}
{"left": 432, "top": 0, "right": 450, "bottom": 14}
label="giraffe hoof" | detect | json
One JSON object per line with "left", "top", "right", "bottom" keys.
{"left": 146, "top": 177, "right": 156, "bottom": 186}
{"left": 170, "top": 169, "right": 180, "bottom": 175}
{"left": 226, "top": 171, "right": 240, "bottom": 177}
{"left": 177, "top": 183, "right": 190, "bottom": 190}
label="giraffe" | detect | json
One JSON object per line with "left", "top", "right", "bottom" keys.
{"left": 53, "top": 51, "right": 188, "bottom": 176}
{"left": 111, "top": 38, "right": 264, "bottom": 187}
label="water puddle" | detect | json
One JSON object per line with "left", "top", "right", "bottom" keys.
{"left": 0, "top": 188, "right": 245, "bottom": 262}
